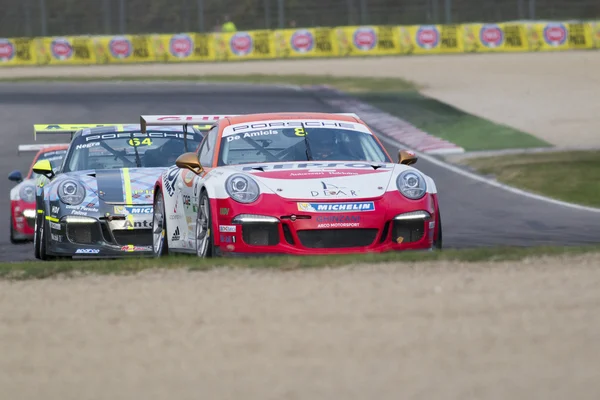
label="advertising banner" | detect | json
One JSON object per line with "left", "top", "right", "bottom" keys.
{"left": 593, "top": 21, "right": 600, "bottom": 49}
{"left": 214, "top": 30, "right": 275, "bottom": 61}
{"left": 335, "top": 25, "right": 401, "bottom": 56}
{"left": 273, "top": 28, "right": 336, "bottom": 58}
{"left": 152, "top": 33, "right": 215, "bottom": 62}
{"left": 525, "top": 22, "right": 592, "bottom": 51}
{"left": 399, "top": 25, "right": 463, "bottom": 55}
{"left": 0, "top": 37, "right": 38, "bottom": 66}
{"left": 462, "top": 23, "right": 528, "bottom": 52}
{"left": 37, "top": 36, "right": 96, "bottom": 65}
{"left": 93, "top": 35, "right": 155, "bottom": 63}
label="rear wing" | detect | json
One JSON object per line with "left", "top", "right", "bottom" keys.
{"left": 18, "top": 143, "right": 69, "bottom": 154}
{"left": 139, "top": 113, "right": 362, "bottom": 133}
{"left": 33, "top": 124, "right": 123, "bottom": 140}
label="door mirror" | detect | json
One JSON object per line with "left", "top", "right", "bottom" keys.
{"left": 8, "top": 170, "right": 23, "bottom": 183}
{"left": 32, "top": 160, "right": 55, "bottom": 179}
{"left": 398, "top": 150, "right": 418, "bottom": 166}
{"left": 176, "top": 152, "right": 204, "bottom": 175}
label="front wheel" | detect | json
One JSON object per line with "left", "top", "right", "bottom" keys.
{"left": 152, "top": 190, "right": 169, "bottom": 257}
{"left": 195, "top": 191, "right": 215, "bottom": 258}
{"left": 33, "top": 212, "right": 42, "bottom": 259}
{"left": 433, "top": 210, "right": 443, "bottom": 250}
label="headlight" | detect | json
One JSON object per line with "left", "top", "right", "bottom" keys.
{"left": 396, "top": 170, "right": 427, "bottom": 200}
{"left": 59, "top": 180, "right": 86, "bottom": 205}
{"left": 225, "top": 174, "right": 260, "bottom": 203}
{"left": 19, "top": 185, "right": 36, "bottom": 203}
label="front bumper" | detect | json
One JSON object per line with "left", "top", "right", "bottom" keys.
{"left": 45, "top": 213, "right": 154, "bottom": 258}
{"left": 211, "top": 192, "right": 439, "bottom": 256}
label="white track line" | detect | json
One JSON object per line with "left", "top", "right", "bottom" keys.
{"left": 376, "top": 134, "right": 600, "bottom": 214}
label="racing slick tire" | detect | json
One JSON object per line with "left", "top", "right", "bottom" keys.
{"left": 433, "top": 210, "right": 443, "bottom": 250}
{"left": 36, "top": 212, "right": 52, "bottom": 261}
{"left": 152, "top": 190, "right": 169, "bottom": 257}
{"left": 195, "top": 191, "right": 216, "bottom": 258}
{"left": 9, "top": 222, "right": 27, "bottom": 244}
{"left": 33, "top": 212, "right": 42, "bottom": 259}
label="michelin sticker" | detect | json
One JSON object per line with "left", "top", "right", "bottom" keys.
{"left": 297, "top": 202, "right": 375, "bottom": 212}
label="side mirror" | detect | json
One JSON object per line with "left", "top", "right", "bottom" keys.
{"left": 398, "top": 150, "right": 418, "bottom": 166}
{"left": 32, "top": 159, "right": 55, "bottom": 179}
{"left": 175, "top": 152, "right": 204, "bottom": 175}
{"left": 8, "top": 170, "right": 23, "bottom": 183}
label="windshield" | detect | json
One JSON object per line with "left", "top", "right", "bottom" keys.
{"left": 63, "top": 130, "right": 203, "bottom": 172}
{"left": 218, "top": 123, "right": 390, "bottom": 166}
{"left": 29, "top": 149, "right": 67, "bottom": 179}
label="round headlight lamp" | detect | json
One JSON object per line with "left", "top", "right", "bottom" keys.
{"left": 396, "top": 170, "right": 427, "bottom": 200}
{"left": 59, "top": 180, "right": 86, "bottom": 205}
{"left": 225, "top": 174, "right": 260, "bottom": 204}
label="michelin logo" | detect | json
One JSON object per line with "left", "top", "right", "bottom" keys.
{"left": 114, "top": 206, "right": 153, "bottom": 214}
{"left": 297, "top": 202, "right": 375, "bottom": 212}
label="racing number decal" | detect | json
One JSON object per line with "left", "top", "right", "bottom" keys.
{"left": 294, "top": 127, "right": 306, "bottom": 137}
{"left": 128, "top": 138, "right": 153, "bottom": 147}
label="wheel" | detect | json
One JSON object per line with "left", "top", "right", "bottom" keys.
{"left": 33, "top": 212, "right": 42, "bottom": 259}
{"left": 38, "top": 213, "right": 51, "bottom": 261}
{"left": 195, "top": 191, "right": 215, "bottom": 258}
{"left": 152, "top": 190, "right": 169, "bottom": 257}
{"left": 433, "top": 210, "right": 443, "bottom": 250}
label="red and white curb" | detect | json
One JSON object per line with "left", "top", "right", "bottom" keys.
{"left": 305, "top": 85, "right": 465, "bottom": 155}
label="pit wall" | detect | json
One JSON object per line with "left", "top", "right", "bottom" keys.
{"left": 1, "top": 21, "right": 599, "bottom": 67}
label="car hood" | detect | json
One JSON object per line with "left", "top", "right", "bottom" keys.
{"left": 54, "top": 167, "right": 166, "bottom": 205}
{"left": 229, "top": 162, "right": 401, "bottom": 200}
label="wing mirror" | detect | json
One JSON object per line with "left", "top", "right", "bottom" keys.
{"left": 32, "top": 160, "right": 55, "bottom": 179}
{"left": 398, "top": 150, "right": 418, "bottom": 166}
{"left": 175, "top": 152, "right": 204, "bottom": 175}
{"left": 8, "top": 170, "right": 23, "bottom": 183}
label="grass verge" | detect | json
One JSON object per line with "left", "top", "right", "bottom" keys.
{"left": 461, "top": 150, "right": 600, "bottom": 207}
{"left": 1, "top": 244, "right": 599, "bottom": 280}
{"left": 2, "top": 73, "right": 550, "bottom": 151}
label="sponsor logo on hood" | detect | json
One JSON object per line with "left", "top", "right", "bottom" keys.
{"left": 297, "top": 202, "right": 375, "bottom": 212}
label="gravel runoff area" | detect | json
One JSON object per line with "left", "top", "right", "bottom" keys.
{"left": 1, "top": 50, "right": 599, "bottom": 148}
{"left": 1, "top": 255, "right": 600, "bottom": 400}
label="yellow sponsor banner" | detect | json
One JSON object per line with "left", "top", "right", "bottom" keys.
{"left": 273, "top": 28, "right": 336, "bottom": 58}
{"left": 213, "top": 30, "right": 275, "bottom": 61}
{"left": 462, "top": 23, "right": 528, "bottom": 52}
{"left": 37, "top": 36, "right": 96, "bottom": 65}
{"left": 334, "top": 25, "right": 401, "bottom": 56}
{"left": 93, "top": 35, "right": 155, "bottom": 63}
{"left": 592, "top": 21, "right": 600, "bottom": 49}
{"left": 525, "top": 22, "right": 592, "bottom": 51}
{"left": 399, "top": 25, "right": 463, "bottom": 55}
{"left": 0, "top": 37, "right": 38, "bottom": 66}
{"left": 152, "top": 33, "right": 215, "bottom": 62}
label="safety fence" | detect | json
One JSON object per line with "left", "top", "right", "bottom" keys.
{"left": 1, "top": 21, "right": 599, "bottom": 67}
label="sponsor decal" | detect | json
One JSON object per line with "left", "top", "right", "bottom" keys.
{"left": 75, "top": 142, "right": 100, "bottom": 150}
{"left": 133, "top": 189, "right": 154, "bottom": 200}
{"left": 226, "top": 120, "right": 359, "bottom": 136}
{"left": 109, "top": 36, "right": 133, "bottom": 58}
{"left": 543, "top": 23, "right": 567, "bottom": 46}
{"left": 396, "top": 236, "right": 404, "bottom": 244}
{"left": 172, "top": 226, "right": 181, "bottom": 241}
{"left": 311, "top": 181, "right": 357, "bottom": 197}
{"left": 50, "top": 221, "right": 62, "bottom": 230}
{"left": 297, "top": 202, "right": 375, "bottom": 213}
{"left": 51, "top": 233, "right": 63, "bottom": 242}
{"left": 181, "top": 170, "right": 195, "bottom": 187}
{"left": 66, "top": 205, "right": 99, "bottom": 213}
{"left": 51, "top": 38, "right": 73, "bottom": 60}
{"left": 220, "top": 234, "right": 236, "bottom": 243}
{"left": 230, "top": 32, "right": 253, "bottom": 56}
{"left": 429, "top": 221, "right": 435, "bottom": 229}
{"left": 226, "top": 129, "right": 279, "bottom": 142}
{"left": 480, "top": 24, "right": 504, "bottom": 48}
{"left": 70, "top": 210, "right": 89, "bottom": 216}
{"left": 219, "top": 208, "right": 229, "bottom": 215}
{"left": 51, "top": 205, "right": 60, "bottom": 214}
{"left": 123, "top": 219, "right": 153, "bottom": 229}
{"left": 316, "top": 215, "right": 361, "bottom": 228}
{"left": 164, "top": 167, "right": 180, "bottom": 197}
{"left": 219, "top": 225, "right": 236, "bottom": 233}
{"left": 291, "top": 30, "right": 314, "bottom": 53}
{"left": 183, "top": 195, "right": 191, "bottom": 207}
{"left": 169, "top": 34, "right": 193, "bottom": 58}
{"left": 416, "top": 25, "right": 440, "bottom": 49}
{"left": 250, "top": 167, "right": 388, "bottom": 180}
{"left": 242, "top": 162, "right": 391, "bottom": 173}
{"left": 84, "top": 131, "right": 195, "bottom": 141}
{"left": 169, "top": 214, "right": 183, "bottom": 220}
{"left": 121, "top": 244, "right": 152, "bottom": 252}
{"left": 75, "top": 248, "right": 100, "bottom": 254}
{"left": 353, "top": 27, "right": 377, "bottom": 51}
{"left": 0, "top": 39, "right": 16, "bottom": 62}
{"left": 114, "top": 205, "right": 153, "bottom": 215}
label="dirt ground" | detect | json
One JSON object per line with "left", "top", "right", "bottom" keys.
{"left": 1, "top": 255, "right": 600, "bottom": 400}
{"left": 1, "top": 50, "right": 599, "bottom": 147}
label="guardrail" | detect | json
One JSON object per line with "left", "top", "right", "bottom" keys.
{"left": 1, "top": 21, "right": 599, "bottom": 67}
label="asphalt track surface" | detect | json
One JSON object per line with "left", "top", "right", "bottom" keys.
{"left": 2, "top": 82, "right": 600, "bottom": 261}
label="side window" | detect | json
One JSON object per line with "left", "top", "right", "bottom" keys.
{"left": 199, "top": 126, "right": 218, "bottom": 167}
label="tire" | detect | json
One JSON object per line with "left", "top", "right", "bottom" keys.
{"left": 152, "top": 190, "right": 169, "bottom": 257}
{"left": 33, "top": 212, "right": 42, "bottom": 259}
{"left": 433, "top": 210, "right": 443, "bottom": 250}
{"left": 195, "top": 191, "right": 216, "bottom": 258}
{"left": 38, "top": 214, "right": 50, "bottom": 261}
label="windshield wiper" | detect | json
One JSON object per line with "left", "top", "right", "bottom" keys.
{"left": 302, "top": 122, "right": 313, "bottom": 161}
{"left": 130, "top": 133, "right": 142, "bottom": 167}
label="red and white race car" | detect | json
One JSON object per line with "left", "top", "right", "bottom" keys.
{"left": 8, "top": 144, "right": 68, "bottom": 243}
{"left": 146, "top": 112, "right": 442, "bottom": 257}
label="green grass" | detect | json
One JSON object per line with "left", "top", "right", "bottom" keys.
{"left": 2, "top": 244, "right": 600, "bottom": 280}
{"left": 462, "top": 150, "right": 600, "bottom": 207}
{"left": 2, "top": 73, "right": 551, "bottom": 152}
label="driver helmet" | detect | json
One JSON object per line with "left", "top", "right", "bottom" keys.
{"left": 160, "top": 139, "right": 185, "bottom": 165}
{"left": 310, "top": 132, "right": 338, "bottom": 159}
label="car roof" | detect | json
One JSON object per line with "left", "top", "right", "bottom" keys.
{"left": 224, "top": 112, "right": 362, "bottom": 126}
{"left": 37, "top": 145, "right": 69, "bottom": 153}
